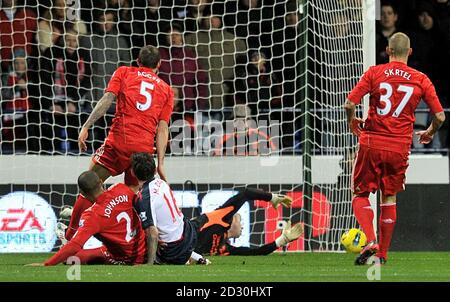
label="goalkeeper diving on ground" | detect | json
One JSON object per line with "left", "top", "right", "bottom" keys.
{"left": 131, "top": 152, "right": 303, "bottom": 261}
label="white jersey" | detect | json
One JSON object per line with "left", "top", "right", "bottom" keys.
{"left": 138, "top": 178, "right": 184, "bottom": 243}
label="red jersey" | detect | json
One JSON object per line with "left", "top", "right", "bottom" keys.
{"left": 5, "top": 72, "right": 29, "bottom": 111}
{"left": 45, "top": 184, "right": 147, "bottom": 265}
{"left": 105, "top": 66, "right": 174, "bottom": 150}
{"left": 347, "top": 61, "right": 443, "bottom": 153}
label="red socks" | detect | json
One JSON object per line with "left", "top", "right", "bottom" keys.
{"left": 378, "top": 203, "right": 397, "bottom": 259}
{"left": 352, "top": 196, "right": 376, "bottom": 243}
{"left": 65, "top": 194, "right": 92, "bottom": 241}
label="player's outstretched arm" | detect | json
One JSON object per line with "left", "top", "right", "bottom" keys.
{"left": 42, "top": 241, "right": 84, "bottom": 266}
{"left": 343, "top": 99, "right": 364, "bottom": 137}
{"left": 225, "top": 221, "right": 304, "bottom": 256}
{"left": 26, "top": 236, "right": 86, "bottom": 266}
{"left": 416, "top": 111, "right": 446, "bottom": 144}
{"left": 227, "top": 243, "right": 278, "bottom": 256}
{"left": 41, "top": 212, "right": 100, "bottom": 266}
{"left": 145, "top": 226, "right": 159, "bottom": 265}
{"left": 78, "top": 92, "right": 116, "bottom": 152}
{"left": 156, "top": 120, "right": 169, "bottom": 182}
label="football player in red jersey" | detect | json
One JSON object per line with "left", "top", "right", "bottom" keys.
{"left": 37, "top": 171, "right": 147, "bottom": 266}
{"left": 64, "top": 45, "right": 174, "bottom": 241}
{"left": 344, "top": 32, "right": 445, "bottom": 265}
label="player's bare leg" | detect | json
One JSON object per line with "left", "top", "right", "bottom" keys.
{"left": 376, "top": 194, "right": 397, "bottom": 264}
{"left": 65, "top": 163, "right": 112, "bottom": 240}
{"left": 90, "top": 161, "right": 113, "bottom": 182}
{"left": 352, "top": 192, "right": 379, "bottom": 265}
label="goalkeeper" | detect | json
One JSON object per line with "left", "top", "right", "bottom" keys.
{"left": 191, "top": 188, "right": 303, "bottom": 257}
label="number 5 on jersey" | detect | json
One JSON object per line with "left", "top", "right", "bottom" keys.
{"left": 137, "top": 81, "right": 154, "bottom": 111}
{"left": 378, "top": 82, "right": 414, "bottom": 117}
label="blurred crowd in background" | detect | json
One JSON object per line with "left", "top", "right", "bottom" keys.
{"left": 0, "top": 0, "right": 448, "bottom": 155}
{"left": 377, "top": 0, "right": 450, "bottom": 150}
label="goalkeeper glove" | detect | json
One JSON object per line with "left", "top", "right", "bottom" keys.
{"left": 271, "top": 194, "right": 293, "bottom": 209}
{"left": 275, "top": 221, "right": 304, "bottom": 247}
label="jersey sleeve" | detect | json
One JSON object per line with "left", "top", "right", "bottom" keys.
{"left": 347, "top": 67, "right": 373, "bottom": 105}
{"left": 70, "top": 211, "right": 102, "bottom": 248}
{"left": 134, "top": 188, "right": 155, "bottom": 230}
{"left": 44, "top": 211, "right": 101, "bottom": 266}
{"left": 422, "top": 75, "right": 444, "bottom": 114}
{"left": 44, "top": 241, "right": 83, "bottom": 266}
{"left": 158, "top": 86, "right": 174, "bottom": 123}
{"left": 105, "top": 66, "right": 126, "bottom": 96}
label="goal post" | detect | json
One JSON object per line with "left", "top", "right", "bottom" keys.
{"left": 302, "top": 0, "right": 376, "bottom": 250}
{"left": 362, "top": 0, "right": 379, "bottom": 233}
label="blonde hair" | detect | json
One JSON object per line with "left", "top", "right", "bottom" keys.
{"left": 388, "top": 32, "right": 411, "bottom": 57}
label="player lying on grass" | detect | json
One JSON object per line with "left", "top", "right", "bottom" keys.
{"left": 189, "top": 184, "right": 303, "bottom": 256}
{"left": 344, "top": 32, "right": 445, "bottom": 265}
{"left": 30, "top": 171, "right": 148, "bottom": 266}
{"left": 131, "top": 152, "right": 303, "bottom": 263}
{"left": 194, "top": 214, "right": 301, "bottom": 257}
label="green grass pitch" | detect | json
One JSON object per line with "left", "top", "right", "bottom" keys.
{"left": 1, "top": 252, "right": 450, "bottom": 282}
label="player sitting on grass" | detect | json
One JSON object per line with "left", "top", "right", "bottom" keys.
{"left": 30, "top": 171, "right": 148, "bottom": 266}
{"left": 131, "top": 152, "right": 200, "bottom": 265}
{"left": 131, "top": 152, "right": 303, "bottom": 263}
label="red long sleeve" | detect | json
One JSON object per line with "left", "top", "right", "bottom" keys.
{"left": 45, "top": 210, "right": 100, "bottom": 266}
{"left": 44, "top": 241, "right": 83, "bottom": 266}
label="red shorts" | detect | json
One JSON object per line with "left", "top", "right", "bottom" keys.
{"left": 352, "top": 144, "right": 409, "bottom": 196}
{"left": 92, "top": 138, "right": 153, "bottom": 186}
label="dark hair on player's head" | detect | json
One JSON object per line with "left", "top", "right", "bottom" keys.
{"left": 78, "top": 171, "right": 102, "bottom": 196}
{"left": 138, "top": 45, "right": 160, "bottom": 68}
{"left": 131, "top": 153, "right": 156, "bottom": 182}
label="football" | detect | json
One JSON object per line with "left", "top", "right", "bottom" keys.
{"left": 340, "top": 228, "right": 367, "bottom": 253}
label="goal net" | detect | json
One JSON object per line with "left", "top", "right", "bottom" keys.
{"left": 303, "top": 0, "right": 368, "bottom": 251}
{"left": 0, "top": 0, "right": 371, "bottom": 253}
